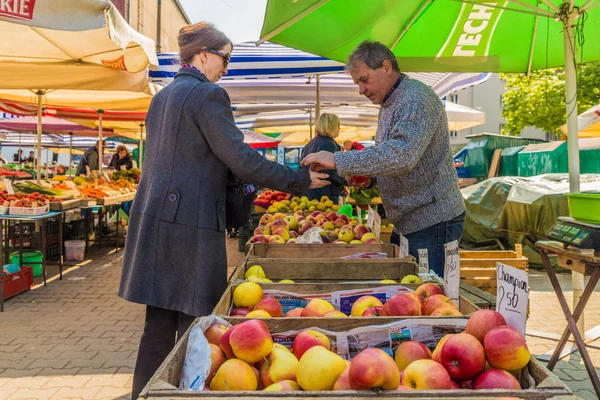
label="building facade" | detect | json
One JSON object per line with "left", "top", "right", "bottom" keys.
{"left": 112, "top": 0, "right": 190, "bottom": 53}
{"left": 448, "top": 73, "right": 550, "bottom": 147}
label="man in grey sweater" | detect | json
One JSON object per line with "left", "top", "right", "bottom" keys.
{"left": 301, "top": 41, "right": 465, "bottom": 277}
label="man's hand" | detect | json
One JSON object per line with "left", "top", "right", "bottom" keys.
{"left": 301, "top": 151, "right": 336, "bottom": 171}
{"left": 309, "top": 171, "right": 331, "bottom": 189}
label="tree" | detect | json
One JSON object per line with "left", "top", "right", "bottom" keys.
{"left": 500, "top": 62, "right": 600, "bottom": 137}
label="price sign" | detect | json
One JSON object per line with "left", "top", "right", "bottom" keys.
{"left": 64, "top": 180, "right": 77, "bottom": 190}
{"left": 399, "top": 235, "right": 409, "bottom": 258}
{"left": 496, "top": 262, "right": 529, "bottom": 336}
{"left": 373, "top": 211, "right": 381, "bottom": 240}
{"left": 356, "top": 206, "right": 363, "bottom": 225}
{"left": 366, "top": 206, "right": 374, "bottom": 230}
{"left": 418, "top": 249, "right": 429, "bottom": 274}
{"left": 444, "top": 240, "right": 460, "bottom": 308}
{"left": 4, "top": 179, "right": 14, "bottom": 195}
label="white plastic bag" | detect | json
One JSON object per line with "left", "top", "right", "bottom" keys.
{"left": 179, "top": 324, "right": 212, "bottom": 391}
{"left": 296, "top": 227, "right": 324, "bottom": 244}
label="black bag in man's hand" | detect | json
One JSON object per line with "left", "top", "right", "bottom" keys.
{"left": 225, "top": 170, "right": 257, "bottom": 229}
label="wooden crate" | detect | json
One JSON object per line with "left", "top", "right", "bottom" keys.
{"left": 231, "top": 257, "right": 418, "bottom": 283}
{"left": 213, "top": 282, "right": 483, "bottom": 323}
{"left": 141, "top": 316, "right": 573, "bottom": 400}
{"left": 460, "top": 249, "right": 528, "bottom": 294}
{"left": 246, "top": 242, "right": 401, "bottom": 258}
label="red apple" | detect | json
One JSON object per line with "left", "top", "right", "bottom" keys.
{"left": 284, "top": 307, "right": 304, "bottom": 317}
{"left": 403, "top": 359, "right": 451, "bottom": 390}
{"left": 465, "top": 310, "right": 507, "bottom": 344}
{"left": 204, "top": 324, "right": 227, "bottom": 345}
{"left": 348, "top": 348, "right": 400, "bottom": 390}
{"left": 422, "top": 294, "right": 457, "bottom": 315}
{"left": 361, "top": 306, "right": 384, "bottom": 316}
{"left": 472, "top": 368, "right": 521, "bottom": 390}
{"left": 450, "top": 380, "right": 460, "bottom": 389}
{"left": 219, "top": 324, "right": 237, "bottom": 359}
{"left": 254, "top": 296, "right": 283, "bottom": 317}
{"left": 484, "top": 325, "right": 530, "bottom": 371}
{"left": 230, "top": 307, "right": 252, "bottom": 317}
{"left": 432, "top": 334, "right": 451, "bottom": 364}
{"left": 383, "top": 293, "right": 421, "bottom": 316}
{"left": 440, "top": 333, "right": 485, "bottom": 381}
{"left": 292, "top": 330, "right": 330, "bottom": 359}
{"left": 394, "top": 341, "right": 432, "bottom": 371}
{"left": 415, "top": 283, "right": 444, "bottom": 299}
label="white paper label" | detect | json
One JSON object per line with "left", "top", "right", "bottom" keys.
{"left": 366, "top": 206, "right": 374, "bottom": 230}
{"left": 120, "top": 165, "right": 126, "bottom": 171}
{"left": 65, "top": 180, "right": 77, "bottom": 190}
{"left": 399, "top": 235, "right": 409, "bottom": 258}
{"left": 338, "top": 196, "right": 344, "bottom": 207}
{"left": 444, "top": 240, "right": 460, "bottom": 308}
{"left": 496, "top": 262, "right": 529, "bottom": 337}
{"left": 373, "top": 212, "right": 381, "bottom": 240}
{"left": 418, "top": 249, "right": 429, "bottom": 274}
{"left": 4, "top": 179, "right": 14, "bottom": 195}
{"left": 277, "top": 147, "right": 285, "bottom": 165}
{"left": 356, "top": 206, "right": 363, "bottom": 225}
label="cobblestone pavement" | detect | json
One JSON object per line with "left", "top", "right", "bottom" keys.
{"left": 1, "top": 245, "right": 599, "bottom": 399}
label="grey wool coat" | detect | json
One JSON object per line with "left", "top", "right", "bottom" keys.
{"left": 118, "top": 67, "right": 311, "bottom": 316}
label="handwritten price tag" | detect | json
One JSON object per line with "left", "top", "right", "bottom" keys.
{"left": 3, "top": 179, "right": 14, "bottom": 195}
{"left": 418, "top": 249, "right": 429, "bottom": 274}
{"left": 399, "top": 235, "right": 409, "bottom": 258}
{"left": 496, "top": 262, "right": 529, "bottom": 337}
{"left": 356, "top": 206, "right": 363, "bottom": 225}
{"left": 367, "top": 206, "right": 374, "bottom": 230}
{"left": 444, "top": 240, "right": 460, "bottom": 308}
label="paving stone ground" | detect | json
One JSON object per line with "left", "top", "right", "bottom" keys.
{"left": 1, "top": 244, "right": 599, "bottom": 399}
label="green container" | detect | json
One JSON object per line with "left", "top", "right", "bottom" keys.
{"left": 517, "top": 141, "right": 568, "bottom": 177}
{"left": 580, "top": 138, "right": 600, "bottom": 174}
{"left": 499, "top": 146, "right": 524, "bottom": 176}
{"left": 567, "top": 193, "right": 600, "bottom": 224}
{"left": 10, "top": 251, "right": 43, "bottom": 277}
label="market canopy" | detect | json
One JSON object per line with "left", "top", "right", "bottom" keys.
{"left": 242, "top": 130, "right": 280, "bottom": 149}
{"left": 560, "top": 104, "right": 600, "bottom": 138}
{"left": 0, "top": 115, "right": 119, "bottom": 137}
{"left": 0, "top": 132, "right": 118, "bottom": 150}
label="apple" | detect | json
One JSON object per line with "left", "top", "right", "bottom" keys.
{"left": 292, "top": 330, "right": 330, "bottom": 359}
{"left": 254, "top": 296, "right": 283, "bottom": 317}
{"left": 259, "top": 344, "right": 299, "bottom": 387}
{"left": 254, "top": 226, "right": 268, "bottom": 236}
{"left": 405, "top": 292, "right": 424, "bottom": 307}
{"left": 333, "top": 218, "right": 346, "bottom": 228}
{"left": 323, "top": 310, "right": 348, "bottom": 318}
{"left": 286, "top": 238, "right": 297, "bottom": 244}
{"left": 322, "top": 221, "right": 334, "bottom": 230}
{"left": 339, "top": 214, "right": 349, "bottom": 223}
{"left": 450, "top": 380, "right": 460, "bottom": 389}
{"left": 379, "top": 279, "right": 397, "bottom": 284}
{"left": 310, "top": 210, "right": 321, "bottom": 218}
{"left": 484, "top": 325, "right": 530, "bottom": 371}
{"left": 394, "top": 341, "right": 432, "bottom": 371}
{"left": 332, "top": 361, "right": 352, "bottom": 390}
{"left": 465, "top": 310, "right": 507, "bottom": 344}
{"left": 284, "top": 307, "right": 304, "bottom": 317}
{"left": 326, "top": 211, "right": 338, "bottom": 221}
{"left": 301, "top": 299, "right": 334, "bottom": 317}
{"left": 273, "top": 213, "right": 286, "bottom": 221}
{"left": 350, "top": 295, "right": 384, "bottom": 317}
{"left": 289, "top": 230, "right": 299, "bottom": 239}
{"left": 210, "top": 359, "right": 258, "bottom": 391}
{"left": 245, "top": 310, "right": 271, "bottom": 318}
{"left": 204, "top": 324, "right": 227, "bottom": 346}
{"left": 245, "top": 265, "right": 266, "bottom": 279}
{"left": 403, "top": 359, "right": 451, "bottom": 390}
{"left": 415, "top": 283, "right": 444, "bottom": 299}
{"left": 422, "top": 294, "right": 457, "bottom": 315}
{"left": 363, "top": 238, "right": 378, "bottom": 244}
{"left": 233, "top": 282, "right": 263, "bottom": 308}
{"left": 219, "top": 324, "right": 238, "bottom": 359}
{"left": 206, "top": 344, "right": 227, "bottom": 385}
{"left": 263, "top": 380, "right": 301, "bottom": 391}
{"left": 250, "top": 235, "right": 269, "bottom": 243}
{"left": 283, "top": 216, "right": 298, "bottom": 231}
{"left": 332, "top": 239, "right": 346, "bottom": 244}
{"left": 296, "top": 216, "right": 306, "bottom": 223}
{"left": 360, "top": 232, "right": 377, "bottom": 243}
{"left": 296, "top": 346, "right": 347, "bottom": 391}
{"left": 431, "top": 334, "right": 451, "bottom": 364}
{"left": 361, "top": 306, "right": 384, "bottom": 316}
{"left": 269, "top": 235, "right": 286, "bottom": 244}
{"left": 440, "top": 333, "right": 485, "bottom": 381}
{"left": 298, "top": 220, "right": 313, "bottom": 235}
{"left": 383, "top": 293, "right": 422, "bottom": 316}
{"left": 431, "top": 305, "right": 463, "bottom": 316}
{"left": 472, "top": 368, "right": 521, "bottom": 390}
{"left": 229, "top": 320, "right": 273, "bottom": 364}
{"left": 353, "top": 224, "right": 369, "bottom": 240}
{"left": 273, "top": 228, "right": 290, "bottom": 242}
{"left": 400, "top": 275, "right": 422, "bottom": 284}
{"left": 260, "top": 214, "right": 274, "bottom": 225}
{"left": 230, "top": 307, "right": 252, "bottom": 317}
{"left": 349, "top": 348, "right": 400, "bottom": 390}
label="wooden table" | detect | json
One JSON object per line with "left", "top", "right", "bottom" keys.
{"left": 536, "top": 240, "right": 600, "bottom": 398}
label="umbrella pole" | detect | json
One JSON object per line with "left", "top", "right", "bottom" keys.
{"left": 139, "top": 123, "right": 144, "bottom": 169}
{"left": 315, "top": 75, "right": 321, "bottom": 122}
{"left": 36, "top": 91, "right": 43, "bottom": 183}
{"left": 98, "top": 110, "right": 104, "bottom": 172}
{"left": 68, "top": 132, "right": 73, "bottom": 178}
{"left": 563, "top": 10, "right": 584, "bottom": 335}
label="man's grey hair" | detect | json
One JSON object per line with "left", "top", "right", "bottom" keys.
{"left": 347, "top": 41, "right": 400, "bottom": 73}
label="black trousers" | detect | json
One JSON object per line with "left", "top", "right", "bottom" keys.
{"left": 131, "top": 305, "right": 196, "bottom": 399}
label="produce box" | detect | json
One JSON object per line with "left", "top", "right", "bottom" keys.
{"left": 246, "top": 242, "right": 402, "bottom": 259}
{"left": 213, "top": 282, "right": 481, "bottom": 324}
{"left": 3, "top": 266, "right": 33, "bottom": 300}
{"left": 231, "top": 256, "right": 418, "bottom": 282}
{"left": 140, "top": 315, "right": 573, "bottom": 399}
{"left": 460, "top": 250, "right": 528, "bottom": 294}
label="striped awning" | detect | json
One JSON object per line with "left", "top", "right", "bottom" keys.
{"left": 0, "top": 132, "right": 118, "bottom": 149}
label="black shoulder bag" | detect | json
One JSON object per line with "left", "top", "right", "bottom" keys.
{"left": 225, "top": 169, "right": 258, "bottom": 229}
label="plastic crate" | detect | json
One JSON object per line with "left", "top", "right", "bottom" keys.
{"left": 3, "top": 266, "right": 33, "bottom": 300}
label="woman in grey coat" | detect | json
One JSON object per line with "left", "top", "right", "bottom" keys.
{"left": 119, "top": 22, "right": 329, "bottom": 398}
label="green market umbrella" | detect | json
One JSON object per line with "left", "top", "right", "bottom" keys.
{"left": 260, "top": 0, "right": 600, "bottom": 193}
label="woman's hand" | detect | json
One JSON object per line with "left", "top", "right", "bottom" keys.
{"left": 309, "top": 171, "right": 331, "bottom": 189}
{"left": 301, "top": 151, "right": 336, "bottom": 171}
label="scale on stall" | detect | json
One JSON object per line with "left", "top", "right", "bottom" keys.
{"left": 546, "top": 217, "right": 600, "bottom": 251}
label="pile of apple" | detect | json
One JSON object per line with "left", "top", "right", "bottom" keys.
{"left": 253, "top": 190, "right": 291, "bottom": 209}
{"left": 249, "top": 210, "right": 379, "bottom": 245}
{"left": 202, "top": 308, "right": 530, "bottom": 392}
{"left": 229, "top": 281, "right": 462, "bottom": 318}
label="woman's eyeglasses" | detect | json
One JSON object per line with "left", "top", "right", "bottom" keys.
{"left": 207, "top": 49, "right": 230, "bottom": 68}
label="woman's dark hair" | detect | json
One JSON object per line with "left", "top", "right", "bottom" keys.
{"left": 116, "top": 145, "right": 128, "bottom": 155}
{"left": 178, "top": 22, "right": 232, "bottom": 64}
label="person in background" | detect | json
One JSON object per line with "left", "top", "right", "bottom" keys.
{"left": 300, "top": 113, "right": 348, "bottom": 203}
{"left": 109, "top": 145, "right": 134, "bottom": 170}
{"left": 0, "top": 152, "right": 7, "bottom": 164}
{"left": 26, "top": 151, "right": 36, "bottom": 164}
{"left": 76, "top": 139, "right": 106, "bottom": 176}
{"left": 12, "top": 149, "right": 23, "bottom": 163}
{"left": 343, "top": 140, "right": 365, "bottom": 151}
{"left": 118, "top": 22, "right": 329, "bottom": 399}
{"left": 301, "top": 40, "right": 465, "bottom": 277}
